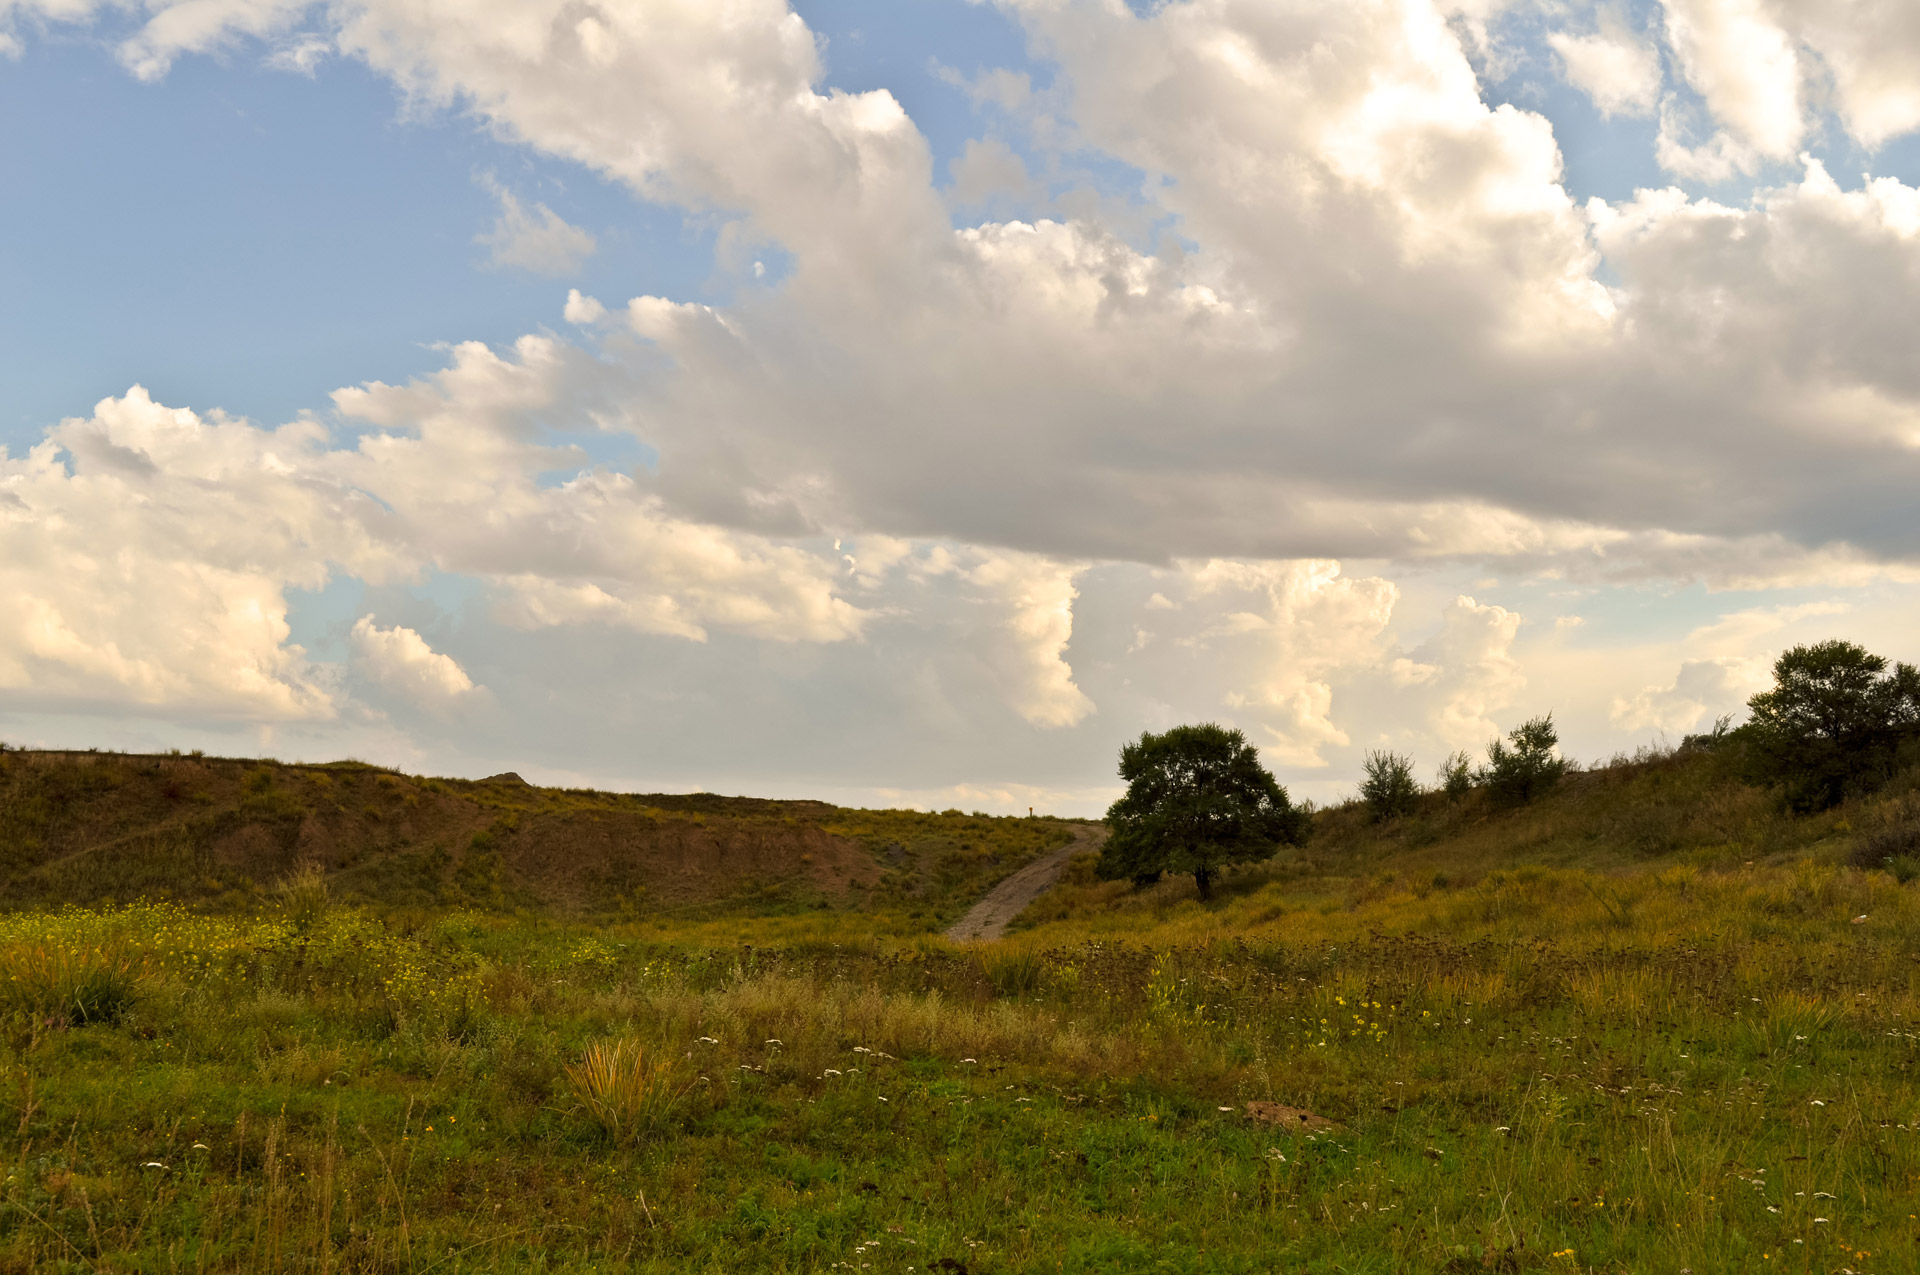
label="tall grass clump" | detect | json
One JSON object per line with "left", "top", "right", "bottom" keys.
{"left": 565, "top": 1037, "right": 690, "bottom": 1144}
{"left": 276, "top": 861, "right": 330, "bottom": 932}
{"left": 1746, "top": 990, "right": 1839, "bottom": 1059}
{"left": 0, "top": 938, "right": 143, "bottom": 1025}
{"left": 977, "top": 944, "right": 1046, "bottom": 996}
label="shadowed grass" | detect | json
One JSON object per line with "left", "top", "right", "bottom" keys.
{"left": 977, "top": 945, "right": 1046, "bottom": 997}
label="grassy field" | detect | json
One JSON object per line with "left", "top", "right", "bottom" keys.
{"left": 0, "top": 746, "right": 1917, "bottom": 1271}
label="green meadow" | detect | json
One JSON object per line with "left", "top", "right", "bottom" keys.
{"left": 0, "top": 745, "right": 1917, "bottom": 1272}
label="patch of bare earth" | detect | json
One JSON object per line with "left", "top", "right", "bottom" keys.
{"left": 500, "top": 811, "right": 879, "bottom": 909}
{"left": 1244, "top": 1102, "right": 1339, "bottom": 1133}
{"left": 946, "top": 825, "right": 1107, "bottom": 942}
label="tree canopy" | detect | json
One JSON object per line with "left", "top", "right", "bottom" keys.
{"left": 1096, "top": 723, "right": 1308, "bottom": 900}
{"left": 1744, "top": 640, "right": 1920, "bottom": 811}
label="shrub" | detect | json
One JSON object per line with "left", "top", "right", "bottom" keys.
{"left": 1479, "top": 715, "right": 1568, "bottom": 807}
{"left": 1851, "top": 820, "right": 1920, "bottom": 878}
{"left": 1359, "top": 751, "right": 1419, "bottom": 821}
{"left": 1438, "top": 751, "right": 1474, "bottom": 801}
{"left": 0, "top": 940, "right": 144, "bottom": 1026}
{"left": 565, "top": 1038, "right": 689, "bottom": 1145}
{"left": 1679, "top": 714, "right": 1734, "bottom": 753}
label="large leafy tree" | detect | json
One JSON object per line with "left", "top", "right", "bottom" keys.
{"left": 1096, "top": 724, "right": 1308, "bottom": 900}
{"left": 1745, "top": 640, "right": 1920, "bottom": 811}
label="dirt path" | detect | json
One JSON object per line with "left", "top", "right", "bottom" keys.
{"left": 945, "top": 824, "right": 1107, "bottom": 943}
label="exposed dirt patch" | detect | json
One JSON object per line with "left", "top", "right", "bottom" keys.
{"left": 210, "top": 822, "right": 285, "bottom": 870}
{"left": 501, "top": 810, "right": 878, "bottom": 910}
{"left": 1243, "top": 1102, "right": 1340, "bottom": 1133}
{"left": 946, "top": 824, "right": 1106, "bottom": 942}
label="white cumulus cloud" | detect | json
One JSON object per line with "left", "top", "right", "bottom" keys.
{"left": 10, "top": 0, "right": 1920, "bottom": 800}
{"left": 1184, "top": 560, "right": 1398, "bottom": 767}
{"left": 351, "top": 616, "right": 479, "bottom": 707}
{"left": 1611, "top": 656, "right": 1762, "bottom": 734}
{"left": 1549, "top": 12, "right": 1663, "bottom": 118}
{"left": 1660, "top": 0, "right": 1804, "bottom": 165}
{"left": 960, "top": 552, "right": 1095, "bottom": 730}
{"left": 475, "top": 176, "right": 596, "bottom": 276}
{"left": 0, "top": 387, "right": 346, "bottom": 720}
{"left": 1385, "top": 595, "right": 1527, "bottom": 754}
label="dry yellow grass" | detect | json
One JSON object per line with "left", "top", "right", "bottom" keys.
{"left": 564, "top": 1037, "right": 691, "bottom": 1145}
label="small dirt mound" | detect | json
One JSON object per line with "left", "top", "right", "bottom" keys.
{"left": 1244, "top": 1102, "right": 1338, "bottom": 1132}
{"left": 482, "top": 772, "right": 529, "bottom": 785}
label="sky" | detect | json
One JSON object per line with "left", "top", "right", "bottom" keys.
{"left": 4, "top": 0, "right": 1920, "bottom": 814}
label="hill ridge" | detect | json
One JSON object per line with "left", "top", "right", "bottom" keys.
{"left": 0, "top": 749, "right": 1076, "bottom": 920}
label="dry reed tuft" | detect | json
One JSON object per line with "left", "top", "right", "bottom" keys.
{"left": 565, "top": 1037, "right": 690, "bottom": 1144}
{"left": 977, "top": 945, "right": 1046, "bottom": 996}
{"left": 276, "top": 862, "right": 331, "bottom": 932}
{"left": 0, "top": 939, "right": 145, "bottom": 1025}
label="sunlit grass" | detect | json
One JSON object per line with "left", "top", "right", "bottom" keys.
{"left": 1, "top": 857, "right": 1914, "bottom": 1270}
{"left": 0, "top": 746, "right": 1917, "bottom": 1268}
{"left": 0, "top": 936, "right": 145, "bottom": 1025}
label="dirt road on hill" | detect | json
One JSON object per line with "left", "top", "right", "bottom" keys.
{"left": 946, "top": 824, "right": 1107, "bottom": 943}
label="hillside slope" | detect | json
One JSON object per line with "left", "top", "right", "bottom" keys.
{"left": 0, "top": 750, "right": 1075, "bottom": 918}
{"left": 1011, "top": 740, "right": 1920, "bottom": 941}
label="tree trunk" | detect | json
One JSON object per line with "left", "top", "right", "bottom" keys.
{"left": 1194, "top": 866, "right": 1213, "bottom": 900}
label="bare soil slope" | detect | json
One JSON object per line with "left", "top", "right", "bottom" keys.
{"left": 946, "top": 824, "right": 1106, "bottom": 941}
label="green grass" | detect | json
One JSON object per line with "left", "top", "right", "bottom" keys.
{"left": 0, "top": 746, "right": 1917, "bottom": 1270}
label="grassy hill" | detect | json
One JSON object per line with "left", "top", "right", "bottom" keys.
{"left": 0, "top": 749, "right": 1077, "bottom": 923}
{"left": 1009, "top": 738, "right": 1908, "bottom": 943}
{"left": 0, "top": 743, "right": 1917, "bottom": 1272}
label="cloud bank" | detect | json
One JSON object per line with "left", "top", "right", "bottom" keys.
{"left": 5, "top": 0, "right": 1920, "bottom": 807}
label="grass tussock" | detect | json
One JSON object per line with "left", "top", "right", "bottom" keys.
{"left": 0, "top": 937, "right": 144, "bottom": 1025}
{"left": 566, "top": 1037, "right": 691, "bottom": 1145}
{"left": 976, "top": 944, "right": 1046, "bottom": 997}
{"left": 275, "top": 860, "right": 330, "bottom": 931}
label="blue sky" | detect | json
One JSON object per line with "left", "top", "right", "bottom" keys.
{"left": 1, "top": 38, "right": 708, "bottom": 436}
{"left": 2, "top": 0, "right": 1035, "bottom": 437}
{"left": 4, "top": 0, "right": 1920, "bottom": 810}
